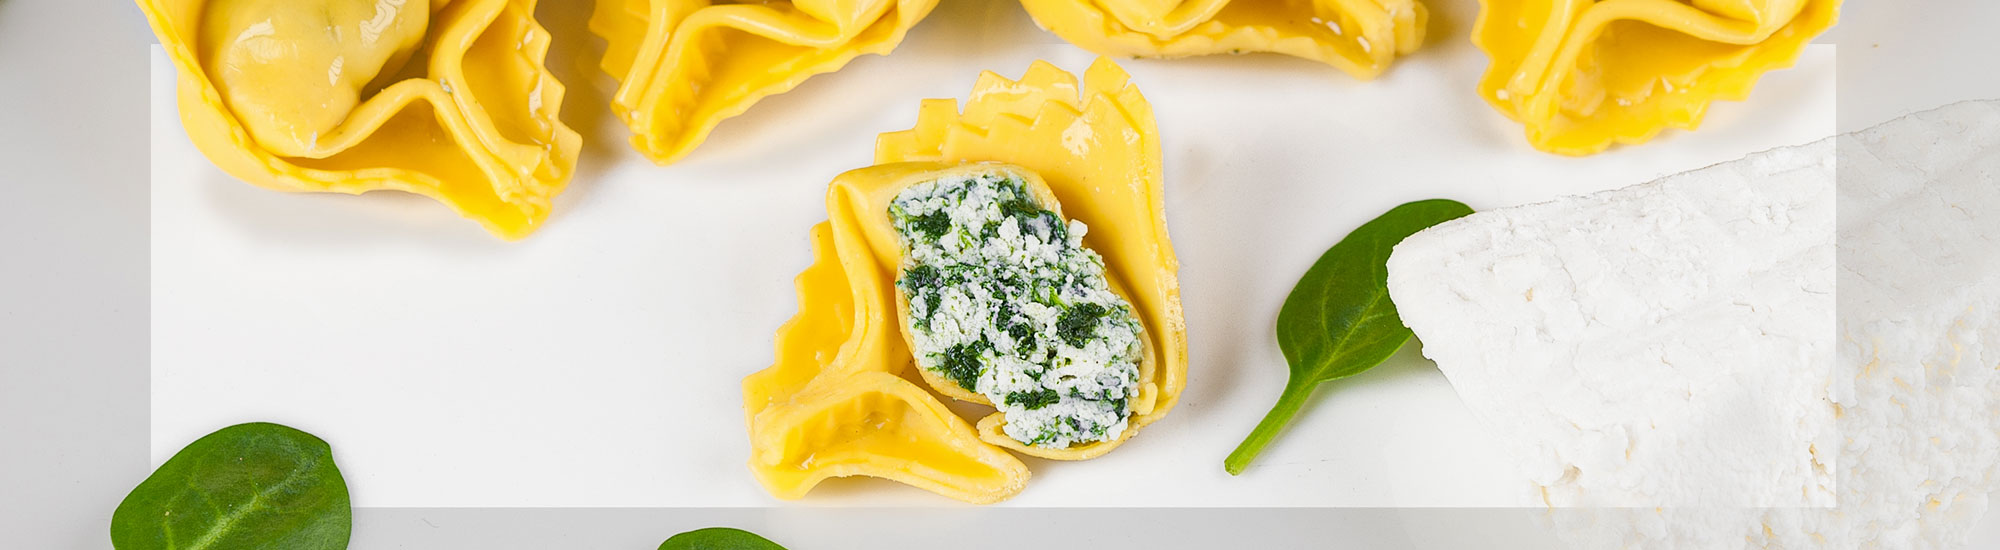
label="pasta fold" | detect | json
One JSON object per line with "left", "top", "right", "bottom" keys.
{"left": 1474, "top": 0, "right": 1840, "bottom": 155}
{"left": 139, "top": 0, "right": 582, "bottom": 239}
{"left": 591, "top": 0, "right": 940, "bottom": 164}
{"left": 1019, "top": 0, "right": 1426, "bottom": 79}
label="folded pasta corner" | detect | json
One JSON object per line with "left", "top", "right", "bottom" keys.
{"left": 590, "top": 0, "right": 942, "bottom": 165}
{"left": 139, "top": 0, "right": 582, "bottom": 240}
{"left": 747, "top": 371, "right": 1031, "bottom": 505}
{"left": 745, "top": 174, "right": 1032, "bottom": 505}
{"left": 1019, "top": 0, "right": 1427, "bottom": 79}
{"left": 1474, "top": 0, "right": 1840, "bottom": 155}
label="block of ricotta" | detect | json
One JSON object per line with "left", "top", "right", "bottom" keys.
{"left": 1393, "top": 99, "right": 2000, "bottom": 547}
{"left": 1545, "top": 101, "right": 2000, "bottom": 549}
{"left": 1388, "top": 139, "right": 1836, "bottom": 507}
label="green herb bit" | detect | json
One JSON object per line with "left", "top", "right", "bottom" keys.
{"left": 1056, "top": 302, "right": 1108, "bottom": 347}
{"left": 1006, "top": 388, "right": 1062, "bottom": 410}
{"left": 939, "top": 340, "right": 987, "bottom": 391}
{"left": 912, "top": 211, "right": 952, "bottom": 240}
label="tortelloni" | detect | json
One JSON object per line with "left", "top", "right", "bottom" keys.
{"left": 139, "top": 0, "right": 581, "bottom": 239}
{"left": 590, "top": 0, "right": 940, "bottom": 165}
{"left": 1018, "top": 0, "right": 1427, "bottom": 80}
{"left": 744, "top": 59, "right": 1187, "bottom": 504}
{"left": 1475, "top": 0, "right": 1840, "bottom": 155}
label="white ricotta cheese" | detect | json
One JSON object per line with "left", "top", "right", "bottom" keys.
{"left": 1548, "top": 100, "right": 2000, "bottom": 549}
{"left": 1388, "top": 138, "right": 1837, "bottom": 508}
{"left": 1391, "top": 99, "right": 2000, "bottom": 548}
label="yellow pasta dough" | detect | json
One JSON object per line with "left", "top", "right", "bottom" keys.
{"left": 1019, "top": 0, "right": 1427, "bottom": 79}
{"left": 139, "top": 0, "right": 582, "bottom": 239}
{"left": 590, "top": 0, "right": 940, "bottom": 165}
{"left": 744, "top": 59, "right": 1186, "bottom": 503}
{"left": 1475, "top": 0, "right": 1840, "bottom": 155}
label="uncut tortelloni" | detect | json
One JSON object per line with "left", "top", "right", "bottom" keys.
{"left": 590, "top": 0, "right": 941, "bottom": 165}
{"left": 1475, "top": 0, "right": 1840, "bottom": 155}
{"left": 138, "top": 0, "right": 582, "bottom": 239}
{"left": 744, "top": 59, "right": 1187, "bottom": 504}
{"left": 1019, "top": 0, "right": 1428, "bottom": 80}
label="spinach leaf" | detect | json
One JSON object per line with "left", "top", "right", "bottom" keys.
{"left": 1224, "top": 199, "right": 1474, "bottom": 475}
{"left": 659, "top": 527, "right": 789, "bottom": 550}
{"left": 111, "top": 422, "right": 350, "bottom": 550}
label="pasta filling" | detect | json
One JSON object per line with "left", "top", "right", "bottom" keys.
{"left": 889, "top": 171, "right": 1143, "bottom": 448}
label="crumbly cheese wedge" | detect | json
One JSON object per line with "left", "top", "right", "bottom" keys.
{"left": 1544, "top": 101, "right": 2000, "bottom": 549}
{"left": 1387, "top": 138, "right": 1838, "bottom": 507}
{"left": 1394, "top": 99, "right": 2000, "bottom": 547}
{"left": 1814, "top": 100, "right": 2000, "bottom": 548}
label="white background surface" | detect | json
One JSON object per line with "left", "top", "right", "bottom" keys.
{"left": 2, "top": 0, "right": 1997, "bottom": 548}
{"left": 148, "top": 0, "right": 1838, "bottom": 508}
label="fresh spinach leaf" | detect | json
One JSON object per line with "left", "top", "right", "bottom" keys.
{"left": 111, "top": 422, "right": 350, "bottom": 550}
{"left": 1224, "top": 199, "right": 1474, "bottom": 475}
{"left": 659, "top": 527, "right": 789, "bottom": 550}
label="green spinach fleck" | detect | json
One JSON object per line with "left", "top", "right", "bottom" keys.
{"left": 995, "top": 302, "right": 1035, "bottom": 348}
{"left": 902, "top": 265, "right": 941, "bottom": 290}
{"left": 1006, "top": 388, "right": 1062, "bottom": 410}
{"left": 1056, "top": 302, "right": 1107, "bottom": 347}
{"left": 912, "top": 211, "right": 952, "bottom": 241}
{"left": 940, "top": 340, "right": 988, "bottom": 391}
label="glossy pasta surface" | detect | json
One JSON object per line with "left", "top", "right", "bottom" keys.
{"left": 140, "top": 0, "right": 581, "bottom": 239}
{"left": 1475, "top": 0, "right": 1840, "bottom": 155}
{"left": 591, "top": 0, "right": 940, "bottom": 165}
{"left": 1020, "top": 0, "right": 1427, "bottom": 79}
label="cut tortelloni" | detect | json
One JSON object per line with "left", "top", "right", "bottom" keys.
{"left": 1019, "top": 0, "right": 1427, "bottom": 80}
{"left": 590, "top": 0, "right": 940, "bottom": 165}
{"left": 744, "top": 58, "right": 1186, "bottom": 504}
{"left": 138, "top": 0, "right": 582, "bottom": 239}
{"left": 1475, "top": 0, "right": 1840, "bottom": 155}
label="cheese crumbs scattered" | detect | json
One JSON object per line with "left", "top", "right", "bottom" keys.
{"left": 890, "top": 173, "right": 1143, "bottom": 449}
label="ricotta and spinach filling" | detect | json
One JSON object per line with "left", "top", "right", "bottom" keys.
{"left": 889, "top": 171, "right": 1144, "bottom": 449}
